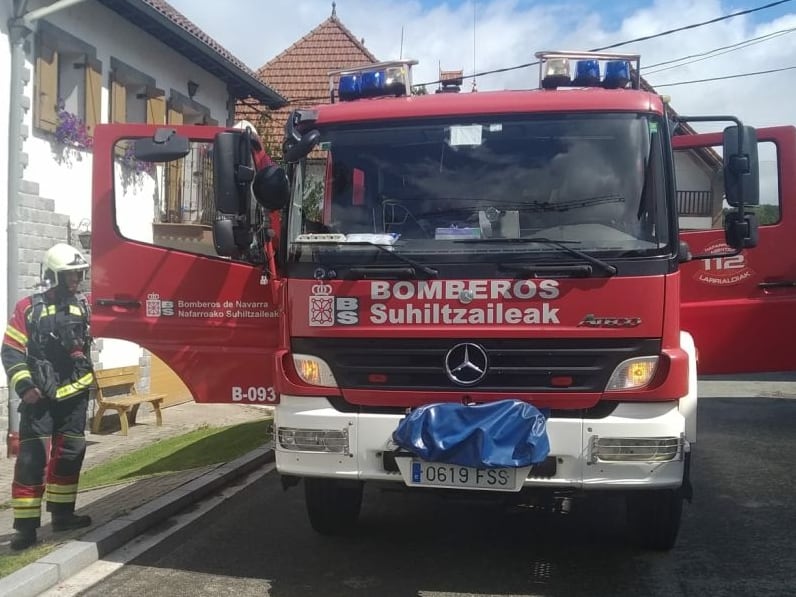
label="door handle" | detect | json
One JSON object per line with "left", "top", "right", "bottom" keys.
{"left": 95, "top": 298, "right": 142, "bottom": 308}
{"left": 758, "top": 281, "right": 796, "bottom": 289}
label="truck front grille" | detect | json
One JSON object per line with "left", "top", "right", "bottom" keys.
{"left": 291, "top": 337, "right": 660, "bottom": 393}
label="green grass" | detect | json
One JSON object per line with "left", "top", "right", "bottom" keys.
{"left": 79, "top": 418, "right": 273, "bottom": 490}
{"left": 0, "top": 543, "right": 55, "bottom": 578}
{"left": 1, "top": 418, "right": 272, "bottom": 578}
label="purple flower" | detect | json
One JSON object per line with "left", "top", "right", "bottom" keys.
{"left": 121, "top": 144, "right": 154, "bottom": 175}
{"left": 54, "top": 103, "right": 92, "bottom": 149}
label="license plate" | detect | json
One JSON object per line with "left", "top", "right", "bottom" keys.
{"left": 400, "top": 459, "right": 527, "bottom": 491}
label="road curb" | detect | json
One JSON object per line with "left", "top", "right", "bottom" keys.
{"left": 0, "top": 445, "right": 275, "bottom": 597}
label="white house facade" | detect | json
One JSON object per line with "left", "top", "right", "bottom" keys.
{"left": 2, "top": 0, "right": 284, "bottom": 452}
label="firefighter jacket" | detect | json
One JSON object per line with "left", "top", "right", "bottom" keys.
{"left": 2, "top": 291, "right": 94, "bottom": 401}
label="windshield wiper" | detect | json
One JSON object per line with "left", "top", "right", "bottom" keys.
{"left": 455, "top": 237, "right": 618, "bottom": 276}
{"left": 411, "top": 195, "right": 625, "bottom": 218}
{"left": 499, "top": 263, "right": 594, "bottom": 278}
{"left": 293, "top": 240, "right": 439, "bottom": 278}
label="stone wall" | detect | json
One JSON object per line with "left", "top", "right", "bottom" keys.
{"left": 2, "top": 180, "right": 71, "bottom": 451}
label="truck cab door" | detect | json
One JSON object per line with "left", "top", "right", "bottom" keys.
{"left": 675, "top": 126, "right": 796, "bottom": 374}
{"left": 90, "top": 124, "right": 283, "bottom": 404}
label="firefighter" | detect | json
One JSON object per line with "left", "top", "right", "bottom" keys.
{"left": 2, "top": 243, "right": 95, "bottom": 550}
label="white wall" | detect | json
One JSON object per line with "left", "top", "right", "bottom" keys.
{"left": 0, "top": 9, "right": 11, "bottom": 387}
{"left": 674, "top": 151, "right": 711, "bottom": 191}
{"left": 17, "top": 0, "right": 233, "bottom": 371}
{"left": 21, "top": 0, "right": 230, "bottom": 225}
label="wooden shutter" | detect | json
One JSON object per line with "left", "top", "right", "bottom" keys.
{"left": 165, "top": 106, "right": 184, "bottom": 221}
{"left": 35, "top": 42, "right": 59, "bottom": 133}
{"left": 84, "top": 60, "right": 102, "bottom": 138}
{"left": 110, "top": 73, "right": 126, "bottom": 124}
{"left": 167, "top": 106, "right": 183, "bottom": 126}
{"left": 146, "top": 92, "right": 166, "bottom": 125}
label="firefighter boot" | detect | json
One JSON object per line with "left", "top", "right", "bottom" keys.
{"left": 52, "top": 513, "right": 92, "bottom": 532}
{"left": 10, "top": 529, "right": 37, "bottom": 551}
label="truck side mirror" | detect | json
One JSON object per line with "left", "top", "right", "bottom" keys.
{"left": 723, "top": 125, "right": 759, "bottom": 207}
{"left": 213, "top": 130, "right": 255, "bottom": 257}
{"left": 725, "top": 211, "right": 759, "bottom": 249}
{"left": 283, "top": 129, "right": 321, "bottom": 163}
{"left": 253, "top": 165, "right": 290, "bottom": 211}
{"left": 133, "top": 128, "right": 189, "bottom": 162}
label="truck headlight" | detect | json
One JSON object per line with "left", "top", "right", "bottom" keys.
{"left": 292, "top": 354, "right": 338, "bottom": 387}
{"left": 606, "top": 356, "right": 659, "bottom": 391}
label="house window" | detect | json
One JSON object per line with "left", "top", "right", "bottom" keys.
{"left": 110, "top": 58, "right": 165, "bottom": 124}
{"left": 674, "top": 140, "right": 780, "bottom": 230}
{"left": 166, "top": 89, "right": 217, "bottom": 126}
{"left": 163, "top": 90, "right": 218, "bottom": 225}
{"left": 35, "top": 21, "right": 101, "bottom": 139}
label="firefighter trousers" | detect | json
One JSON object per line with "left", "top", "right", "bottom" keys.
{"left": 11, "top": 392, "right": 89, "bottom": 531}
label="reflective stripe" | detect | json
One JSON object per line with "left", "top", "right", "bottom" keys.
{"left": 69, "top": 305, "right": 83, "bottom": 316}
{"left": 4, "top": 325, "right": 27, "bottom": 345}
{"left": 12, "top": 497, "right": 42, "bottom": 518}
{"left": 46, "top": 483, "right": 79, "bottom": 503}
{"left": 39, "top": 305, "right": 56, "bottom": 319}
{"left": 11, "top": 497, "right": 42, "bottom": 507}
{"left": 10, "top": 369, "right": 32, "bottom": 387}
{"left": 55, "top": 372, "right": 94, "bottom": 399}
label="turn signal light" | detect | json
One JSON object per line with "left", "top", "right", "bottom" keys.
{"left": 605, "top": 356, "right": 659, "bottom": 391}
{"left": 292, "top": 354, "right": 338, "bottom": 387}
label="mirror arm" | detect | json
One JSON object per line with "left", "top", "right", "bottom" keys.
{"left": 689, "top": 248, "right": 741, "bottom": 261}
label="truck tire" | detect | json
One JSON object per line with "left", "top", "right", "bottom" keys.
{"left": 304, "top": 478, "right": 364, "bottom": 535}
{"left": 626, "top": 489, "right": 683, "bottom": 550}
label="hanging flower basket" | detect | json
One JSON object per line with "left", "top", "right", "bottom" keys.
{"left": 119, "top": 144, "right": 155, "bottom": 175}
{"left": 54, "top": 104, "right": 92, "bottom": 150}
{"left": 51, "top": 102, "right": 92, "bottom": 166}
{"left": 117, "top": 143, "right": 155, "bottom": 193}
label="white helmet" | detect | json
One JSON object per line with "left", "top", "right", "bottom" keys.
{"left": 40, "top": 243, "right": 89, "bottom": 290}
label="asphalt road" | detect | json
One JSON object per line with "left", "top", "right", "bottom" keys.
{"left": 77, "top": 396, "right": 796, "bottom": 597}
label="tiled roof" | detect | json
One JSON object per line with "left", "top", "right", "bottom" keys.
{"left": 237, "top": 13, "right": 378, "bottom": 153}
{"left": 95, "top": 0, "right": 286, "bottom": 107}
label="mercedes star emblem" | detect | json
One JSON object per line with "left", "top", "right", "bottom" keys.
{"left": 444, "top": 343, "right": 489, "bottom": 386}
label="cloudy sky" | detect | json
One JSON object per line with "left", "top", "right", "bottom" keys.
{"left": 167, "top": 0, "right": 795, "bottom": 131}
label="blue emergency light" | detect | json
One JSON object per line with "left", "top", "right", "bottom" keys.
{"left": 573, "top": 59, "right": 601, "bottom": 86}
{"left": 535, "top": 51, "right": 640, "bottom": 90}
{"left": 604, "top": 60, "right": 631, "bottom": 89}
{"left": 330, "top": 60, "right": 419, "bottom": 102}
{"left": 338, "top": 74, "right": 361, "bottom": 101}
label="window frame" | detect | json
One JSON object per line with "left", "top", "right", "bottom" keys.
{"left": 34, "top": 21, "right": 101, "bottom": 140}
{"left": 109, "top": 57, "right": 165, "bottom": 125}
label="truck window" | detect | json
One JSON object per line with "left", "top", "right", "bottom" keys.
{"left": 112, "top": 138, "right": 223, "bottom": 257}
{"left": 287, "top": 113, "right": 672, "bottom": 267}
{"left": 675, "top": 140, "right": 780, "bottom": 230}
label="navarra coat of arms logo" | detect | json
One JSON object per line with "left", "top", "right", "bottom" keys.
{"left": 309, "top": 283, "right": 334, "bottom": 327}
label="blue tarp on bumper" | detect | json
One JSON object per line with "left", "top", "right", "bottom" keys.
{"left": 392, "top": 400, "right": 550, "bottom": 468}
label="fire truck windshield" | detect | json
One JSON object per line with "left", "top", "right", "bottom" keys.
{"left": 286, "top": 112, "right": 670, "bottom": 269}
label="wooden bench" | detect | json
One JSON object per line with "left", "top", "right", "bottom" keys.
{"left": 91, "top": 366, "right": 166, "bottom": 435}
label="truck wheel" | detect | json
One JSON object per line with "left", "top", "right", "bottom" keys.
{"left": 304, "top": 478, "right": 364, "bottom": 535}
{"left": 626, "top": 489, "right": 683, "bottom": 550}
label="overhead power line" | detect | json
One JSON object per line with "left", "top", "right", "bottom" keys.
{"left": 280, "top": 0, "right": 795, "bottom": 105}
{"left": 651, "top": 64, "right": 796, "bottom": 86}
{"left": 414, "top": 0, "right": 794, "bottom": 87}
{"left": 592, "top": 0, "right": 793, "bottom": 51}
{"left": 643, "top": 26, "right": 796, "bottom": 74}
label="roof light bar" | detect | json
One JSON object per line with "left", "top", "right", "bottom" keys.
{"left": 535, "top": 51, "right": 641, "bottom": 90}
{"left": 329, "top": 59, "right": 418, "bottom": 103}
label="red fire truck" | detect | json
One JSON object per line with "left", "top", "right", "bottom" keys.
{"left": 89, "top": 51, "right": 796, "bottom": 550}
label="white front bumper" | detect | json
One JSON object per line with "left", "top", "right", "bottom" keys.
{"left": 274, "top": 395, "right": 688, "bottom": 490}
